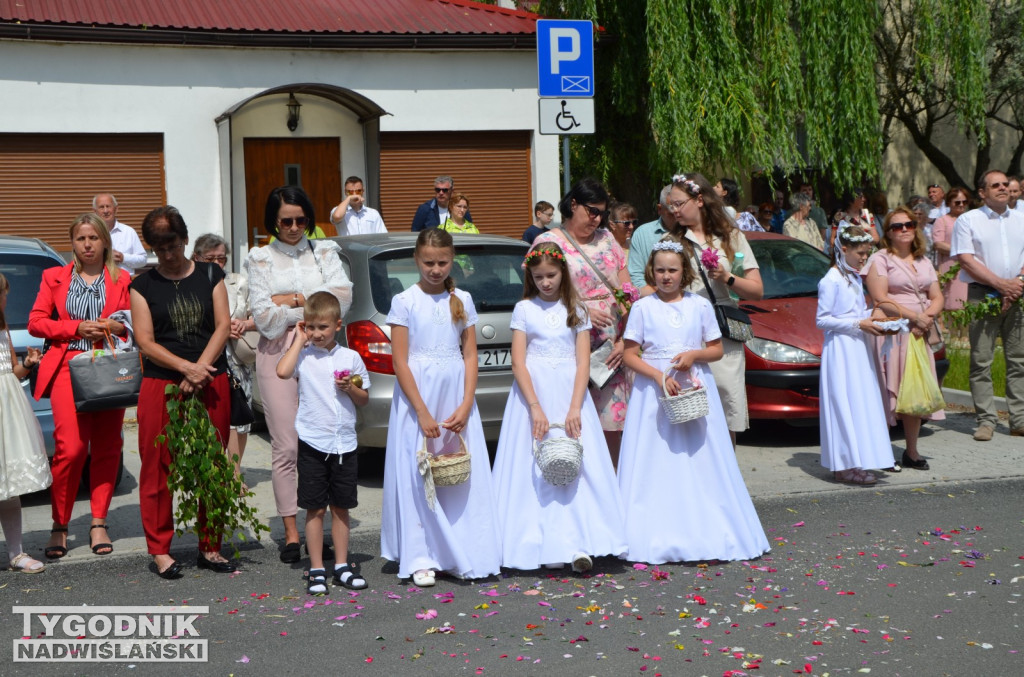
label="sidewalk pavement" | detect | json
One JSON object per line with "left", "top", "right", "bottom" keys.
{"left": 14, "top": 392, "right": 1024, "bottom": 566}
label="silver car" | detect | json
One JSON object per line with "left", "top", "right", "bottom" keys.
{"left": 335, "top": 233, "right": 528, "bottom": 447}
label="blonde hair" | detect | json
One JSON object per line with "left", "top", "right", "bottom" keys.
{"left": 415, "top": 228, "right": 467, "bottom": 323}
{"left": 70, "top": 213, "right": 120, "bottom": 283}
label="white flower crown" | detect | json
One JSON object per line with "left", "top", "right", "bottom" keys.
{"left": 672, "top": 173, "right": 702, "bottom": 195}
{"left": 652, "top": 241, "right": 685, "bottom": 254}
{"left": 837, "top": 222, "right": 873, "bottom": 244}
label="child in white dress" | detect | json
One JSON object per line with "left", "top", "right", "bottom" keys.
{"left": 380, "top": 229, "right": 500, "bottom": 587}
{"left": 619, "top": 242, "right": 769, "bottom": 564}
{"left": 492, "top": 243, "right": 626, "bottom": 573}
{"left": 817, "top": 225, "right": 893, "bottom": 484}
{"left": 0, "top": 273, "right": 52, "bottom": 573}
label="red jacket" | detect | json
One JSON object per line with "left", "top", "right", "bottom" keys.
{"left": 28, "top": 264, "right": 131, "bottom": 400}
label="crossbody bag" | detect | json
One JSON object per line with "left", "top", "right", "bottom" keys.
{"left": 693, "top": 246, "right": 754, "bottom": 343}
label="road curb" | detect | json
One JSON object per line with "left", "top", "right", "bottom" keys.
{"left": 941, "top": 387, "right": 1007, "bottom": 411}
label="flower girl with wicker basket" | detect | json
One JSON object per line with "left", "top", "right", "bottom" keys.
{"left": 380, "top": 229, "right": 500, "bottom": 588}
{"left": 492, "top": 243, "right": 626, "bottom": 573}
{"left": 619, "top": 241, "right": 769, "bottom": 564}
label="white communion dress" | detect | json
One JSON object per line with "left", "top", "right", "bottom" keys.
{"left": 0, "top": 331, "right": 51, "bottom": 501}
{"left": 492, "top": 298, "right": 626, "bottom": 569}
{"left": 816, "top": 267, "right": 895, "bottom": 471}
{"left": 618, "top": 294, "right": 770, "bottom": 564}
{"left": 380, "top": 285, "right": 501, "bottom": 579}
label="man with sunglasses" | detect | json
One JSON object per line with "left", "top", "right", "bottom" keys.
{"left": 411, "top": 175, "right": 472, "bottom": 232}
{"left": 950, "top": 169, "right": 1024, "bottom": 441}
{"left": 330, "top": 175, "right": 387, "bottom": 236}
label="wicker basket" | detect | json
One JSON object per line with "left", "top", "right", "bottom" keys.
{"left": 658, "top": 367, "right": 709, "bottom": 424}
{"left": 425, "top": 434, "right": 471, "bottom": 486}
{"left": 533, "top": 423, "right": 583, "bottom": 486}
{"left": 872, "top": 300, "right": 908, "bottom": 335}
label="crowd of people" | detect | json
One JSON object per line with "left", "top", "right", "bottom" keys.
{"left": 0, "top": 168, "right": 1020, "bottom": 590}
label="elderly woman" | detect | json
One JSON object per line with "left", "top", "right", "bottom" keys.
{"left": 930, "top": 186, "right": 971, "bottom": 311}
{"left": 663, "top": 172, "right": 764, "bottom": 446}
{"left": 130, "top": 206, "right": 235, "bottom": 578}
{"left": 783, "top": 192, "right": 826, "bottom": 251}
{"left": 608, "top": 202, "right": 638, "bottom": 264}
{"left": 192, "top": 234, "right": 256, "bottom": 490}
{"left": 534, "top": 178, "right": 631, "bottom": 469}
{"left": 246, "top": 186, "right": 353, "bottom": 563}
{"left": 863, "top": 207, "right": 945, "bottom": 471}
{"left": 29, "top": 213, "right": 131, "bottom": 560}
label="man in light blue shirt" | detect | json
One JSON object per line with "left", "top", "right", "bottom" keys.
{"left": 628, "top": 185, "right": 674, "bottom": 288}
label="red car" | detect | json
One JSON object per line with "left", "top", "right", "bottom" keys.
{"left": 740, "top": 232, "right": 949, "bottom": 420}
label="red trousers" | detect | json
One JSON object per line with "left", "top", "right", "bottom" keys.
{"left": 137, "top": 374, "right": 230, "bottom": 555}
{"left": 49, "top": 355, "right": 125, "bottom": 524}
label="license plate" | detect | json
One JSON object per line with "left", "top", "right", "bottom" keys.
{"left": 478, "top": 346, "right": 511, "bottom": 370}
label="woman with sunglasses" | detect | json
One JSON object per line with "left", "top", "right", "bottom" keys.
{"left": 930, "top": 187, "right": 971, "bottom": 312}
{"left": 863, "top": 207, "right": 945, "bottom": 471}
{"left": 608, "top": 202, "right": 638, "bottom": 265}
{"left": 245, "top": 186, "right": 353, "bottom": 564}
{"left": 533, "top": 178, "right": 632, "bottom": 470}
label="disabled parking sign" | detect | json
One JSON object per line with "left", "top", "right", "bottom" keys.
{"left": 537, "top": 19, "right": 594, "bottom": 98}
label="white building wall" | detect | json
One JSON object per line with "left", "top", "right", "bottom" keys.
{"left": 0, "top": 39, "right": 559, "bottom": 251}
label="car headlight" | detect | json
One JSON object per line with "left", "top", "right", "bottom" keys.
{"left": 746, "top": 338, "right": 820, "bottom": 364}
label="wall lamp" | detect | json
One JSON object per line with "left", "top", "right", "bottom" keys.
{"left": 286, "top": 93, "right": 301, "bottom": 132}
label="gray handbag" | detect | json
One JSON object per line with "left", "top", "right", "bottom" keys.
{"left": 68, "top": 332, "right": 142, "bottom": 412}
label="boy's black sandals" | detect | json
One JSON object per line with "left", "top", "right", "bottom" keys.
{"left": 306, "top": 568, "right": 328, "bottom": 595}
{"left": 333, "top": 564, "right": 367, "bottom": 590}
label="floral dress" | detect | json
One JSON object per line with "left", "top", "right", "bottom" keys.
{"left": 533, "top": 227, "right": 631, "bottom": 430}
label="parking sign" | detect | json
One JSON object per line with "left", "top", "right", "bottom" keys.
{"left": 536, "top": 19, "right": 594, "bottom": 98}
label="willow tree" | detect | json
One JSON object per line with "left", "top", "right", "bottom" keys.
{"left": 531, "top": 0, "right": 1014, "bottom": 213}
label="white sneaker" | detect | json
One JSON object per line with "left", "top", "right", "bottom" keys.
{"left": 571, "top": 552, "right": 593, "bottom": 573}
{"left": 412, "top": 569, "right": 436, "bottom": 587}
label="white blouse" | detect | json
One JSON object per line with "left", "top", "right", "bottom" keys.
{"left": 245, "top": 237, "right": 353, "bottom": 340}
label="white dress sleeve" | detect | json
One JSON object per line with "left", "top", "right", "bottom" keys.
{"left": 461, "top": 291, "right": 479, "bottom": 328}
{"left": 816, "top": 274, "right": 863, "bottom": 336}
{"left": 310, "top": 240, "right": 354, "bottom": 318}
{"left": 574, "top": 302, "right": 593, "bottom": 333}
{"left": 245, "top": 246, "right": 294, "bottom": 340}
{"left": 697, "top": 297, "right": 723, "bottom": 342}
{"left": 510, "top": 300, "right": 527, "bottom": 332}
{"left": 387, "top": 290, "right": 411, "bottom": 327}
{"left": 622, "top": 298, "right": 645, "bottom": 344}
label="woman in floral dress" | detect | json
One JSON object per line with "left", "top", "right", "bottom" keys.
{"left": 534, "top": 178, "right": 633, "bottom": 469}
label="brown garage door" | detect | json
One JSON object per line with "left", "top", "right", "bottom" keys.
{"left": 0, "top": 133, "right": 165, "bottom": 249}
{"left": 380, "top": 131, "right": 532, "bottom": 238}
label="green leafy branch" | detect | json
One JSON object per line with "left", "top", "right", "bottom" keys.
{"left": 937, "top": 262, "right": 960, "bottom": 288}
{"left": 945, "top": 293, "right": 1024, "bottom": 328}
{"left": 157, "top": 384, "right": 268, "bottom": 555}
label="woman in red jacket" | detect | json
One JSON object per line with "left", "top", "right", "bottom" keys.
{"left": 29, "top": 213, "right": 131, "bottom": 559}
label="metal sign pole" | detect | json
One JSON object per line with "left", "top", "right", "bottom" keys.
{"left": 562, "top": 136, "right": 571, "bottom": 194}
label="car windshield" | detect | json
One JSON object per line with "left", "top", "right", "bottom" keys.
{"left": 369, "top": 244, "right": 527, "bottom": 315}
{"left": 749, "top": 239, "right": 831, "bottom": 299}
{"left": 0, "top": 254, "right": 62, "bottom": 329}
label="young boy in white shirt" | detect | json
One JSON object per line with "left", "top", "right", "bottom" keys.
{"left": 277, "top": 291, "right": 370, "bottom": 594}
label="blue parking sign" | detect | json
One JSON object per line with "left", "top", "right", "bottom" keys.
{"left": 537, "top": 19, "right": 594, "bottom": 98}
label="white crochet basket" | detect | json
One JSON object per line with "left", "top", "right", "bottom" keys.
{"left": 658, "top": 367, "right": 709, "bottom": 424}
{"left": 533, "top": 423, "right": 583, "bottom": 486}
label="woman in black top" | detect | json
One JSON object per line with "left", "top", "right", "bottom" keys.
{"left": 130, "top": 206, "right": 235, "bottom": 578}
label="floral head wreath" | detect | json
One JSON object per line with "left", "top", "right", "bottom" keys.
{"left": 651, "top": 241, "right": 685, "bottom": 254}
{"left": 524, "top": 247, "right": 565, "bottom": 265}
{"left": 834, "top": 222, "right": 872, "bottom": 283}
{"left": 672, "top": 173, "right": 702, "bottom": 195}
{"left": 837, "top": 222, "right": 873, "bottom": 245}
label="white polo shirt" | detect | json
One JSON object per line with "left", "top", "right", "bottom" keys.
{"left": 339, "top": 205, "right": 387, "bottom": 236}
{"left": 950, "top": 204, "right": 1024, "bottom": 283}
{"left": 293, "top": 343, "right": 370, "bottom": 455}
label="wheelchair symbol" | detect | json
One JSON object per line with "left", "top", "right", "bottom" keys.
{"left": 555, "top": 100, "right": 581, "bottom": 131}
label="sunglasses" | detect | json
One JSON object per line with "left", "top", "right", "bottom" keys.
{"left": 434, "top": 187, "right": 452, "bottom": 194}
{"left": 888, "top": 222, "right": 916, "bottom": 232}
{"left": 611, "top": 219, "right": 639, "bottom": 227}
{"left": 278, "top": 216, "right": 309, "bottom": 228}
{"left": 345, "top": 189, "right": 364, "bottom": 196}
{"left": 200, "top": 255, "right": 228, "bottom": 264}
{"left": 988, "top": 181, "right": 1010, "bottom": 189}
{"left": 579, "top": 203, "right": 609, "bottom": 219}
{"left": 951, "top": 199, "right": 969, "bottom": 206}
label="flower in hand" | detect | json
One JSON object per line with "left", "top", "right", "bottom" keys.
{"left": 699, "top": 247, "right": 720, "bottom": 271}
{"left": 334, "top": 369, "right": 362, "bottom": 388}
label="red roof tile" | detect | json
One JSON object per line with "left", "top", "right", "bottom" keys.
{"left": 0, "top": 0, "right": 541, "bottom": 36}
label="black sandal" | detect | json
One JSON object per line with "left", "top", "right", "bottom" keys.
{"left": 44, "top": 527, "right": 69, "bottom": 559}
{"left": 333, "top": 564, "right": 367, "bottom": 590}
{"left": 307, "top": 569, "right": 328, "bottom": 596}
{"left": 89, "top": 525, "right": 113, "bottom": 556}
{"left": 280, "top": 541, "right": 301, "bottom": 564}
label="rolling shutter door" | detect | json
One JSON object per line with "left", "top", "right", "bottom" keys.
{"left": 0, "top": 133, "right": 165, "bottom": 248}
{"left": 380, "top": 131, "right": 532, "bottom": 238}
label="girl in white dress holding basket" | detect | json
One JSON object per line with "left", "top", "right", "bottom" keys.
{"left": 817, "top": 225, "right": 893, "bottom": 485}
{"left": 619, "top": 242, "right": 769, "bottom": 564}
{"left": 380, "top": 228, "right": 500, "bottom": 587}
{"left": 492, "top": 243, "right": 626, "bottom": 573}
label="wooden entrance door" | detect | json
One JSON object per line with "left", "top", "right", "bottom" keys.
{"left": 243, "top": 137, "right": 341, "bottom": 249}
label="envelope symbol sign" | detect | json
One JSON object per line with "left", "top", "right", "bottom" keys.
{"left": 561, "top": 76, "right": 590, "bottom": 93}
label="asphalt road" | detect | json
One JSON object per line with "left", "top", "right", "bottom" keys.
{"left": 4, "top": 477, "right": 1022, "bottom": 676}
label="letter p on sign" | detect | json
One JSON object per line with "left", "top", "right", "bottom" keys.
{"left": 549, "top": 28, "right": 579, "bottom": 74}
{"left": 537, "top": 19, "right": 594, "bottom": 98}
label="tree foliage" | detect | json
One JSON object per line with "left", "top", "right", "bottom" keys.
{"left": 525, "top": 0, "right": 1021, "bottom": 213}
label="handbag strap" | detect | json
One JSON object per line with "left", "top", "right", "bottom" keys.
{"left": 558, "top": 227, "right": 619, "bottom": 297}
{"left": 885, "top": 254, "right": 930, "bottom": 313}
{"left": 692, "top": 246, "right": 724, "bottom": 307}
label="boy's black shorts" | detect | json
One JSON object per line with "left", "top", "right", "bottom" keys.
{"left": 297, "top": 438, "right": 358, "bottom": 510}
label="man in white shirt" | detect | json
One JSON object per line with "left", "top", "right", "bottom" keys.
{"left": 950, "top": 170, "right": 1024, "bottom": 441}
{"left": 93, "top": 193, "right": 147, "bottom": 275}
{"left": 329, "top": 176, "right": 387, "bottom": 236}
{"left": 926, "top": 183, "right": 949, "bottom": 222}
{"left": 1008, "top": 176, "right": 1024, "bottom": 214}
